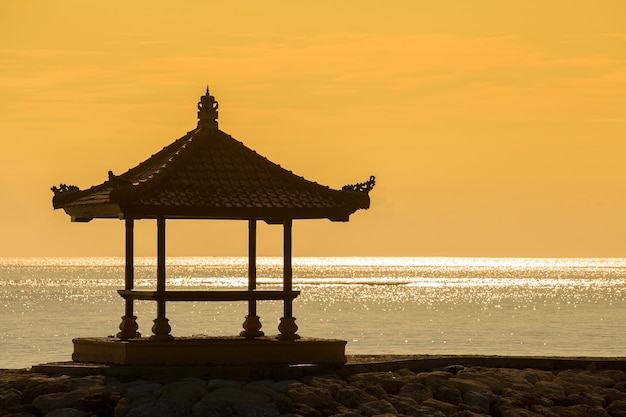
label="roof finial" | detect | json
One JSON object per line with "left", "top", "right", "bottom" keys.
{"left": 198, "top": 86, "right": 219, "bottom": 129}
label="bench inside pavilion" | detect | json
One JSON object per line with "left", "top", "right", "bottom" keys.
{"left": 52, "top": 88, "right": 375, "bottom": 365}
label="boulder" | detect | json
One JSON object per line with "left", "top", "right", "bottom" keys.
{"left": 0, "top": 388, "right": 22, "bottom": 406}
{"left": 607, "top": 399, "right": 626, "bottom": 417}
{"left": 549, "top": 404, "right": 610, "bottom": 417}
{"left": 281, "top": 382, "right": 336, "bottom": 409}
{"left": 348, "top": 371, "right": 406, "bottom": 394}
{"left": 44, "top": 408, "right": 88, "bottom": 417}
{"left": 397, "top": 382, "right": 433, "bottom": 403}
{"left": 356, "top": 399, "right": 398, "bottom": 416}
{"left": 125, "top": 398, "right": 189, "bottom": 417}
{"left": 456, "top": 371, "right": 505, "bottom": 395}
{"left": 206, "top": 378, "right": 242, "bottom": 390}
{"left": 449, "top": 377, "right": 492, "bottom": 395}
{"left": 462, "top": 390, "right": 497, "bottom": 413}
{"left": 534, "top": 381, "right": 567, "bottom": 404}
{"left": 556, "top": 370, "right": 615, "bottom": 389}
{"left": 114, "top": 391, "right": 156, "bottom": 417}
{"left": 33, "top": 389, "right": 90, "bottom": 415}
{"left": 431, "top": 382, "right": 463, "bottom": 405}
{"left": 566, "top": 391, "right": 605, "bottom": 407}
{"left": 301, "top": 375, "right": 347, "bottom": 395}
{"left": 334, "top": 385, "right": 377, "bottom": 408}
{"left": 200, "top": 387, "right": 271, "bottom": 407}
{"left": 233, "top": 402, "right": 281, "bottom": 417}
{"left": 22, "top": 375, "right": 73, "bottom": 403}
{"left": 421, "top": 397, "right": 458, "bottom": 416}
{"left": 122, "top": 381, "right": 162, "bottom": 396}
{"left": 155, "top": 378, "right": 207, "bottom": 408}
{"left": 502, "top": 387, "right": 553, "bottom": 408}
{"left": 384, "top": 394, "right": 420, "bottom": 415}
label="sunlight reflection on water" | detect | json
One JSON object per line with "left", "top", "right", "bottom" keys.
{"left": 1, "top": 257, "right": 626, "bottom": 368}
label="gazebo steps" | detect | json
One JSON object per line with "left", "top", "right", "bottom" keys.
{"left": 72, "top": 336, "right": 346, "bottom": 366}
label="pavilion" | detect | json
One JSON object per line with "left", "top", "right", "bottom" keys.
{"left": 51, "top": 88, "right": 375, "bottom": 365}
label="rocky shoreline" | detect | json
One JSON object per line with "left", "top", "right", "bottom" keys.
{"left": 2, "top": 359, "right": 626, "bottom": 417}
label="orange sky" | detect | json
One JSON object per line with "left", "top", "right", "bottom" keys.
{"left": 1, "top": 1, "right": 625, "bottom": 257}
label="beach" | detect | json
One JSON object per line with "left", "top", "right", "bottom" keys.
{"left": 3, "top": 356, "right": 626, "bottom": 417}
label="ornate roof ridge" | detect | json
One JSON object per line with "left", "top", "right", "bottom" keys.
{"left": 52, "top": 87, "right": 374, "bottom": 221}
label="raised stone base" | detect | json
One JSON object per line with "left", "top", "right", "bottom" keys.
{"left": 72, "top": 336, "right": 347, "bottom": 366}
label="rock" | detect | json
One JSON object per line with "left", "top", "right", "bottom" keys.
{"left": 385, "top": 394, "right": 420, "bottom": 415}
{"left": 289, "top": 401, "right": 322, "bottom": 417}
{"left": 348, "top": 371, "right": 406, "bottom": 394}
{"left": 529, "top": 405, "right": 563, "bottom": 417}
{"left": 206, "top": 378, "right": 242, "bottom": 390}
{"left": 607, "top": 399, "right": 626, "bottom": 417}
{"left": 430, "top": 382, "right": 463, "bottom": 405}
{"left": 453, "top": 404, "right": 490, "bottom": 415}
{"left": 44, "top": 408, "right": 88, "bottom": 417}
{"left": 397, "top": 382, "right": 433, "bottom": 403}
{"left": 502, "top": 387, "right": 553, "bottom": 408}
{"left": 555, "top": 379, "right": 593, "bottom": 396}
{"left": 356, "top": 399, "right": 398, "bottom": 416}
{"left": 491, "top": 396, "right": 527, "bottom": 416}
{"left": 122, "top": 381, "right": 162, "bottom": 396}
{"left": 33, "top": 385, "right": 112, "bottom": 416}
{"left": 387, "top": 395, "right": 445, "bottom": 417}
{"left": 191, "top": 396, "right": 234, "bottom": 417}
{"left": 301, "top": 375, "right": 347, "bottom": 395}
{"left": 201, "top": 387, "right": 271, "bottom": 407}
{"left": 126, "top": 398, "right": 189, "bottom": 417}
{"left": 0, "top": 388, "right": 22, "bottom": 406}
{"left": 33, "top": 389, "right": 89, "bottom": 415}
{"left": 334, "top": 385, "right": 376, "bottom": 408}
{"left": 449, "top": 377, "right": 492, "bottom": 395}
{"left": 463, "top": 390, "right": 497, "bottom": 413}
{"left": 556, "top": 370, "right": 615, "bottom": 389}
{"left": 234, "top": 402, "right": 281, "bottom": 417}
{"left": 0, "top": 403, "right": 41, "bottom": 416}
{"left": 68, "top": 375, "right": 107, "bottom": 390}
{"left": 534, "top": 381, "right": 567, "bottom": 404}
{"left": 422, "top": 397, "right": 458, "bottom": 416}
{"left": 593, "top": 386, "right": 626, "bottom": 402}
{"left": 442, "top": 365, "right": 466, "bottom": 375}
{"left": 495, "top": 409, "right": 543, "bottom": 417}
{"left": 155, "top": 378, "right": 207, "bottom": 409}
{"left": 114, "top": 391, "right": 156, "bottom": 417}
{"left": 281, "top": 382, "right": 336, "bottom": 409}
{"left": 22, "top": 375, "right": 73, "bottom": 403}
{"left": 599, "top": 370, "right": 626, "bottom": 382}
{"left": 242, "top": 381, "right": 281, "bottom": 399}
{"left": 566, "top": 391, "right": 605, "bottom": 407}
{"left": 549, "top": 404, "right": 610, "bottom": 417}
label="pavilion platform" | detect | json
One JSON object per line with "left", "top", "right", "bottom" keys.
{"left": 72, "top": 336, "right": 347, "bottom": 366}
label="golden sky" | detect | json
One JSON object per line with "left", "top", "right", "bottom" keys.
{"left": 1, "top": 1, "right": 625, "bottom": 257}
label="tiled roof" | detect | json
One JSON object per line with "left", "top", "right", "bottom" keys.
{"left": 52, "top": 90, "right": 374, "bottom": 222}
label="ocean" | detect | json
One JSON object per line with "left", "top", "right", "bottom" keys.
{"left": 1, "top": 257, "right": 625, "bottom": 369}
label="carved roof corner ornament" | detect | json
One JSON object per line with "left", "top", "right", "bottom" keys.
{"left": 342, "top": 175, "right": 376, "bottom": 194}
{"left": 108, "top": 170, "right": 131, "bottom": 188}
{"left": 51, "top": 183, "right": 80, "bottom": 196}
{"left": 197, "top": 86, "right": 219, "bottom": 129}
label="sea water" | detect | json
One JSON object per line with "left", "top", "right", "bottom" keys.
{"left": 1, "top": 257, "right": 625, "bottom": 369}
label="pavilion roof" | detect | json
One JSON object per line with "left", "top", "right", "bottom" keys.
{"left": 52, "top": 88, "right": 374, "bottom": 223}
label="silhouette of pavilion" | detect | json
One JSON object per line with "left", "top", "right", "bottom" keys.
{"left": 52, "top": 88, "right": 374, "bottom": 364}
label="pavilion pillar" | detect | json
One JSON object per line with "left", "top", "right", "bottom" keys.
{"left": 117, "top": 218, "right": 141, "bottom": 340}
{"left": 278, "top": 218, "right": 300, "bottom": 340}
{"left": 241, "top": 219, "right": 264, "bottom": 338}
{"left": 150, "top": 216, "right": 173, "bottom": 340}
